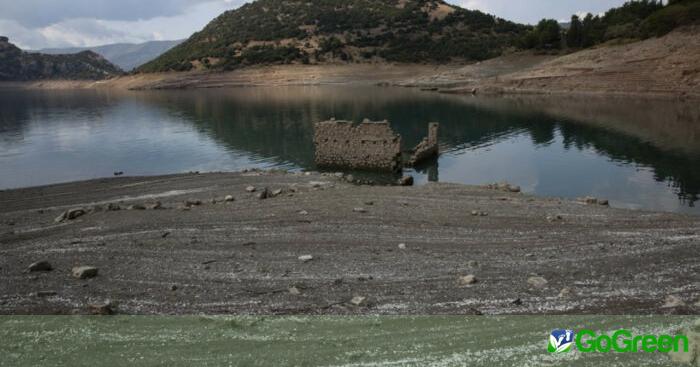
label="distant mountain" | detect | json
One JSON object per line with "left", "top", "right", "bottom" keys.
{"left": 39, "top": 40, "right": 183, "bottom": 71}
{"left": 0, "top": 36, "right": 123, "bottom": 81}
{"left": 139, "top": 0, "right": 527, "bottom": 73}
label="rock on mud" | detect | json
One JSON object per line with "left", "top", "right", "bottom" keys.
{"left": 528, "top": 276, "right": 548, "bottom": 288}
{"left": 72, "top": 266, "right": 99, "bottom": 279}
{"left": 27, "top": 261, "right": 53, "bottom": 272}
{"left": 54, "top": 208, "right": 86, "bottom": 223}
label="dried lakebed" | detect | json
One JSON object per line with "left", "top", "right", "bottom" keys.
{"left": 0, "top": 171, "right": 698, "bottom": 315}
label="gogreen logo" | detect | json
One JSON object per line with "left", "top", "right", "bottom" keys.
{"left": 548, "top": 329, "right": 690, "bottom": 354}
{"left": 548, "top": 329, "right": 575, "bottom": 354}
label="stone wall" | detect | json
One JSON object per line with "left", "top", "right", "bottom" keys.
{"left": 408, "top": 122, "right": 439, "bottom": 166}
{"left": 314, "top": 119, "right": 402, "bottom": 171}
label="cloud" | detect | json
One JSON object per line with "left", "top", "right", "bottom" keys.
{"left": 0, "top": 0, "right": 247, "bottom": 49}
{"left": 0, "top": 0, "right": 222, "bottom": 27}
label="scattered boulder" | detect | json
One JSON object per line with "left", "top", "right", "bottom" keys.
{"left": 398, "top": 176, "right": 414, "bottom": 186}
{"left": 398, "top": 243, "right": 407, "bottom": 250}
{"left": 288, "top": 286, "right": 301, "bottom": 295}
{"left": 127, "top": 204, "right": 146, "bottom": 211}
{"left": 257, "top": 188, "right": 271, "bottom": 200}
{"left": 558, "top": 287, "right": 574, "bottom": 298}
{"left": 350, "top": 296, "right": 367, "bottom": 306}
{"left": 547, "top": 215, "right": 563, "bottom": 222}
{"left": 27, "top": 261, "right": 53, "bottom": 272}
{"left": 246, "top": 186, "right": 257, "bottom": 193}
{"left": 345, "top": 175, "right": 355, "bottom": 183}
{"left": 298, "top": 255, "right": 314, "bottom": 263}
{"left": 106, "top": 203, "right": 121, "bottom": 211}
{"left": 334, "top": 172, "right": 344, "bottom": 178}
{"left": 353, "top": 207, "right": 367, "bottom": 213}
{"left": 578, "top": 197, "right": 610, "bottom": 206}
{"left": 459, "top": 275, "right": 478, "bottom": 286}
{"left": 147, "top": 201, "right": 163, "bottom": 210}
{"left": 471, "top": 210, "right": 479, "bottom": 216}
{"left": 662, "top": 295, "right": 686, "bottom": 308}
{"left": 55, "top": 208, "right": 86, "bottom": 223}
{"left": 169, "top": 285, "right": 178, "bottom": 291}
{"left": 224, "top": 195, "right": 235, "bottom": 202}
{"left": 298, "top": 210, "right": 309, "bottom": 216}
{"left": 88, "top": 302, "right": 114, "bottom": 315}
{"left": 528, "top": 276, "right": 548, "bottom": 288}
{"left": 487, "top": 182, "right": 521, "bottom": 193}
{"left": 271, "top": 189, "right": 283, "bottom": 197}
{"left": 184, "top": 200, "right": 202, "bottom": 207}
{"left": 72, "top": 266, "right": 99, "bottom": 279}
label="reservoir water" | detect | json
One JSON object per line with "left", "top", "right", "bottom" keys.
{"left": 1, "top": 86, "right": 698, "bottom": 214}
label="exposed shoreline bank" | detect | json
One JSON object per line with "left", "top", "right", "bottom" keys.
{"left": 2, "top": 26, "right": 699, "bottom": 99}
{"left": 1, "top": 171, "right": 698, "bottom": 315}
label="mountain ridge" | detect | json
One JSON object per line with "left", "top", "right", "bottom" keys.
{"left": 38, "top": 40, "right": 184, "bottom": 71}
{"left": 0, "top": 36, "right": 123, "bottom": 81}
{"left": 139, "top": 0, "right": 527, "bottom": 73}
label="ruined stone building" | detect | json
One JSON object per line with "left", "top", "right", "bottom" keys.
{"left": 314, "top": 119, "right": 402, "bottom": 171}
{"left": 314, "top": 119, "right": 439, "bottom": 172}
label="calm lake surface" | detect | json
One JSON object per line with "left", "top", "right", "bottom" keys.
{"left": 1, "top": 86, "right": 699, "bottom": 214}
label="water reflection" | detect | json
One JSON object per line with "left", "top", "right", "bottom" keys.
{"left": 0, "top": 87, "right": 698, "bottom": 214}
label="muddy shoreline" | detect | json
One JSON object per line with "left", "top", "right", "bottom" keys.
{"left": 1, "top": 171, "right": 698, "bottom": 315}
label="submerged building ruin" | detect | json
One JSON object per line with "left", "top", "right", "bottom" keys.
{"left": 313, "top": 118, "right": 439, "bottom": 172}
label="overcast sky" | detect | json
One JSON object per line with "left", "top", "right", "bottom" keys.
{"left": 0, "top": 0, "right": 630, "bottom": 50}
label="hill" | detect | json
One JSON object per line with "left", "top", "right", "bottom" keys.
{"left": 138, "top": 0, "right": 527, "bottom": 73}
{"left": 38, "top": 40, "right": 183, "bottom": 71}
{"left": 0, "top": 37, "right": 123, "bottom": 81}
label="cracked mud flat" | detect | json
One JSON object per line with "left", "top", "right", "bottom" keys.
{"left": 0, "top": 171, "right": 698, "bottom": 315}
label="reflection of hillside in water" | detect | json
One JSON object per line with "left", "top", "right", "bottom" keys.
{"left": 134, "top": 87, "right": 700, "bottom": 205}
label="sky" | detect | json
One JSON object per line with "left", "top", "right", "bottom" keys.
{"left": 0, "top": 0, "right": 631, "bottom": 50}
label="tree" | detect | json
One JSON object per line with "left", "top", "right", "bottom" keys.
{"left": 567, "top": 15, "right": 583, "bottom": 48}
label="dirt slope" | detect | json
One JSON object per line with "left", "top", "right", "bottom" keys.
{"left": 405, "top": 26, "right": 700, "bottom": 98}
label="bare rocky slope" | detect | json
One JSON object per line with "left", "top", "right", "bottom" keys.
{"left": 1, "top": 171, "right": 698, "bottom": 315}
{"left": 403, "top": 26, "right": 700, "bottom": 98}
{"left": 0, "top": 37, "right": 123, "bottom": 81}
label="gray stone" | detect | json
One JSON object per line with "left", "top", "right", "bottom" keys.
{"left": 558, "top": 287, "right": 574, "bottom": 298}
{"left": 184, "top": 200, "right": 202, "bottom": 207}
{"left": 147, "top": 201, "right": 163, "bottom": 210}
{"left": 107, "top": 203, "right": 121, "bottom": 211}
{"left": 88, "top": 302, "right": 114, "bottom": 315}
{"left": 257, "top": 188, "right": 270, "bottom": 200}
{"left": 298, "top": 210, "right": 309, "bottom": 216}
{"left": 127, "top": 204, "right": 146, "bottom": 210}
{"left": 271, "top": 189, "right": 283, "bottom": 197}
{"left": 288, "top": 286, "right": 301, "bottom": 295}
{"left": 662, "top": 295, "right": 686, "bottom": 308}
{"left": 55, "top": 208, "right": 86, "bottom": 223}
{"left": 298, "top": 255, "right": 314, "bottom": 263}
{"left": 459, "top": 275, "right": 478, "bottom": 286}
{"left": 398, "top": 243, "right": 407, "bottom": 250}
{"left": 350, "top": 296, "right": 367, "bottom": 306}
{"left": 72, "top": 266, "right": 99, "bottom": 279}
{"left": 224, "top": 195, "right": 235, "bottom": 202}
{"left": 246, "top": 186, "right": 256, "bottom": 193}
{"left": 398, "top": 176, "right": 414, "bottom": 186}
{"left": 28, "top": 261, "right": 53, "bottom": 272}
{"left": 528, "top": 276, "right": 548, "bottom": 288}
{"left": 353, "top": 207, "right": 367, "bottom": 213}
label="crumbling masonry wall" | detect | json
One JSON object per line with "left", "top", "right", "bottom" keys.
{"left": 314, "top": 119, "right": 402, "bottom": 171}
{"left": 408, "top": 122, "right": 439, "bottom": 166}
